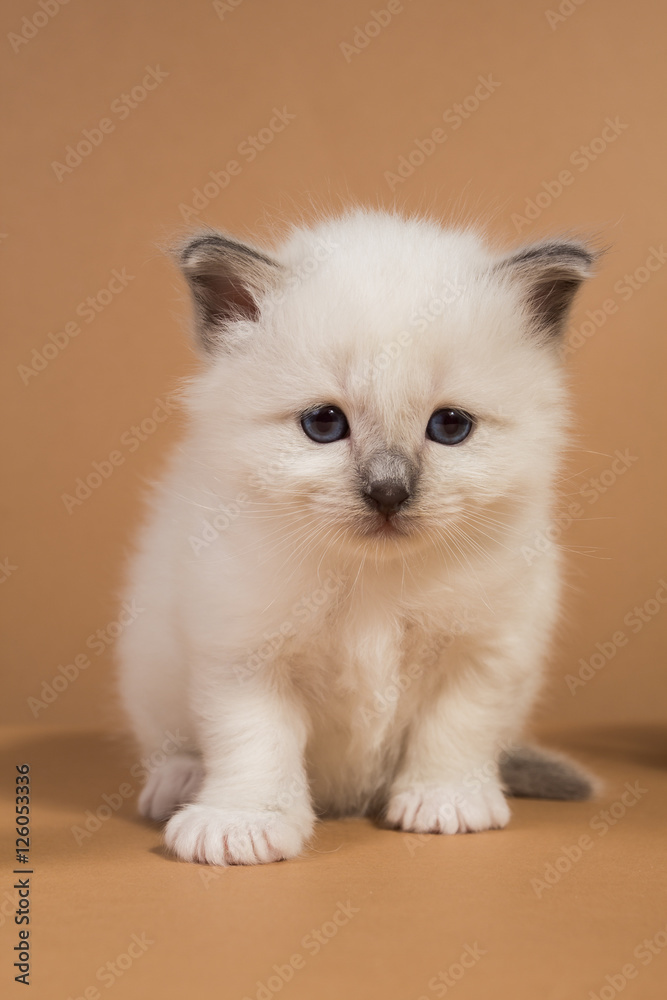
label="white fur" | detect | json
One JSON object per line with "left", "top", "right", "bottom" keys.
{"left": 117, "top": 210, "right": 580, "bottom": 865}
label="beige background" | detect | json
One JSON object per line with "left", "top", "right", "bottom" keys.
{"left": 2, "top": 0, "right": 666, "bottom": 731}
{"left": 2, "top": 4, "right": 667, "bottom": 1000}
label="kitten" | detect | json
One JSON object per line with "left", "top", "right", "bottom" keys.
{"left": 117, "top": 209, "right": 597, "bottom": 866}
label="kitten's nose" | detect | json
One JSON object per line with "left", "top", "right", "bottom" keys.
{"left": 365, "top": 479, "right": 410, "bottom": 517}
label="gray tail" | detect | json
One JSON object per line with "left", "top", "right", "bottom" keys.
{"left": 500, "top": 745, "right": 597, "bottom": 801}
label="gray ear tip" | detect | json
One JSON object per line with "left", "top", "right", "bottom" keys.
{"left": 176, "top": 233, "right": 229, "bottom": 271}
{"left": 508, "top": 238, "right": 602, "bottom": 274}
{"left": 176, "top": 231, "right": 280, "bottom": 275}
{"left": 556, "top": 237, "right": 609, "bottom": 272}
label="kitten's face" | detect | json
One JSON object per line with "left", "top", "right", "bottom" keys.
{"left": 229, "top": 307, "right": 563, "bottom": 558}
{"left": 182, "top": 214, "right": 592, "bottom": 560}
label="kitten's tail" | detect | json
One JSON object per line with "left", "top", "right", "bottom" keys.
{"left": 500, "top": 745, "right": 598, "bottom": 801}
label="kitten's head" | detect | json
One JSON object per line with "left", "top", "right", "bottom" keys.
{"left": 178, "top": 212, "right": 597, "bottom": 559}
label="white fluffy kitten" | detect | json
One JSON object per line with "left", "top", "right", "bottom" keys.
{"left": 117, "top": 209, "right": 597, "bottom": 866}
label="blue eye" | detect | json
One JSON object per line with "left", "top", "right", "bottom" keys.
{"left": 426, "top": 408, "right": 474, "bottom": 445}
{"left": 301, "top": 405, "right": 349, "bottom": 443}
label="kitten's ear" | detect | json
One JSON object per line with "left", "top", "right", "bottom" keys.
{"left": 497, "top": 239, "right": 599, "bottom": 338}
{"left": 178, "top": 233, "right": 282, "bottom": 354}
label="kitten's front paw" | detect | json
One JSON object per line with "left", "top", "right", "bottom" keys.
{"left": 164, "top": 804, "right": 313, "bottom": 866}
{"left": 386, "top": 781, "right": 510, "bottom": 834}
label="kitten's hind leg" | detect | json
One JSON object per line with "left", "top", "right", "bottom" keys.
{"left": 138, "top": 754, "right": 204, "bottom": 822}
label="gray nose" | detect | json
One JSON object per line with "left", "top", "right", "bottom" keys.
{"left": 365, "top": 479, "right": 410, "bottom": 516}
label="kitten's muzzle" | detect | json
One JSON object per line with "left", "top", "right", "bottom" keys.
{"left": 363, "top": 479, "right": 411, "bottom": 518}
